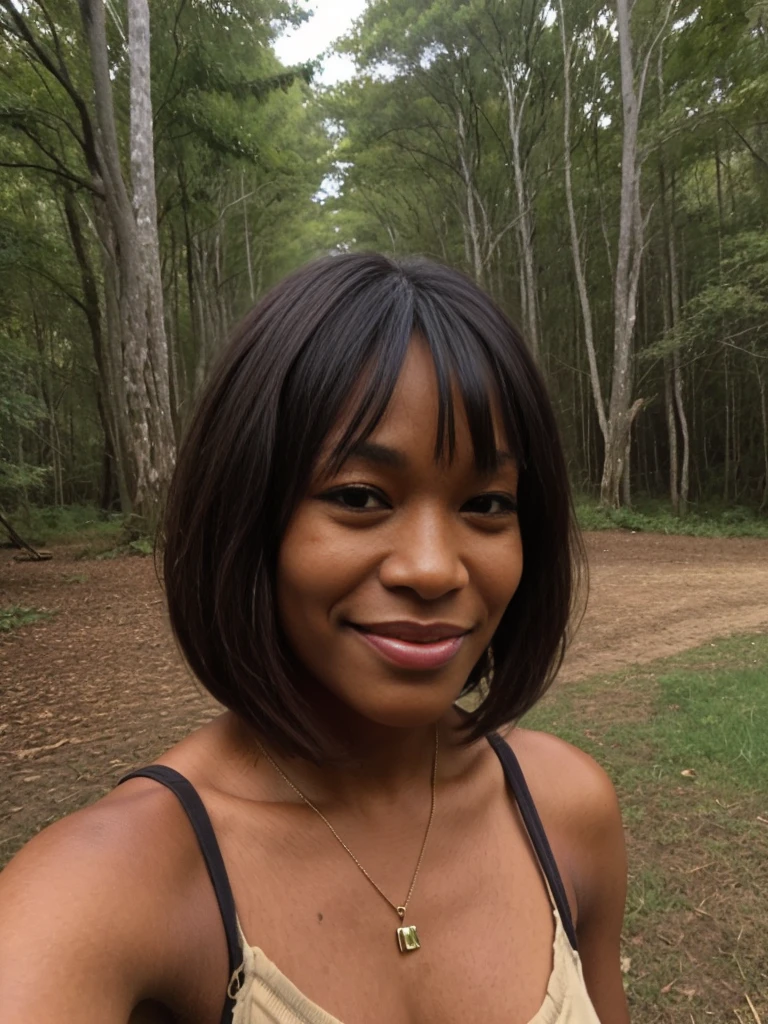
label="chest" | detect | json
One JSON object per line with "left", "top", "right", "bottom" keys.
{"left": 216, "top": 799, "right": 561, "bottom": 1024}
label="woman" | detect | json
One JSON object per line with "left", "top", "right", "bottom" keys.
{"left": 0, "top": 254, "right": 629, "bottom": 1023}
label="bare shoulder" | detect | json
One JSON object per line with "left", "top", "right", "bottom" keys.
{"left": 506, "top": 726, "right": 622, "bottom": 833}
{"left": 499, "top": 727, "right": 627, "bottom": 922}
{"left": 0, "top": 777, "right": 218, "bottom": 1021}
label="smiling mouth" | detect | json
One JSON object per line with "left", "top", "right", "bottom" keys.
{"left": 349, "top": 622, "right": 470, "bottom": 671}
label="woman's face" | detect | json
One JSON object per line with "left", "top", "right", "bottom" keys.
{"left": 277, "top": 338, "right": 523, "bottom": 730}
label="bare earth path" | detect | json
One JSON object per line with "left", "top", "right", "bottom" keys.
{"left": 1, "top": 532, "right": 767, "bottom": 865}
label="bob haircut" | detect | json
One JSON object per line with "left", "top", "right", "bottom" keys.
{"left": 163, "top": 253, "right": 585, "bottom": 760}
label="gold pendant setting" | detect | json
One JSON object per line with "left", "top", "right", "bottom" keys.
{"left": 396, "top": 907, "right": 421, "bottom": 953}
{"left": 396, "top": 924, "right": 421, "bottom": 953}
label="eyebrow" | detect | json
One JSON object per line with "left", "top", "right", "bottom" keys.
{"left": 341, "top": 440, "right": 516, "bottom": 471}
{"left": 343, "top": 441, "right": 408, "bottom": 469}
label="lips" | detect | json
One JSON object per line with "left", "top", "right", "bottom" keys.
{"left": 349, "top": 621, "right": 470, "bottom": 671}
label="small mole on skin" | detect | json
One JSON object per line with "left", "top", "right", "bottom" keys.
{"left": 318, "top": 912, "right": 323, "bottom": 923}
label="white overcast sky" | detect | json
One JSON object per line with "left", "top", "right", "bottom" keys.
{"left": 273, "top": 0, "right": 368, "bottom": 85}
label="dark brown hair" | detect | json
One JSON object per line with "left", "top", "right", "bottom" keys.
{"left": 163, "top": 253, "right": 585, "bottom": 759}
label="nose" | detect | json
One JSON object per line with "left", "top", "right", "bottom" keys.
{"left": 378, "top": 504, "right": 470, "bottom": 600}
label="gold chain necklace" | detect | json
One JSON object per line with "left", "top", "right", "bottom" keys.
{"left": 256, "top": 726, "right": 439, "bottom": 955}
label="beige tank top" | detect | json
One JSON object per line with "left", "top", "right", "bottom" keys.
{"left": 120, "top": 734, "right": 601, "bottom": 1023}
{"left": 230, "top": 903, "right": 600, "bottom": 1024}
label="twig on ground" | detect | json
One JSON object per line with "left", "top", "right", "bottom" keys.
{"left": 694, "top": 907, "right": 714, "bottom": 919}
{"left": 683, "top": 862, "right": 714, "bottom": 874}
{"left": 733, "top": 954, "right": 748, "bottom": 983}
{"left": 745, "top": 993, "right": 762, "bottom": 1024}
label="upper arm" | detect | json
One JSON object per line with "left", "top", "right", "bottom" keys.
{"left": 0, "top": 800, "right": 181, "bottom": 1023}
{"left": 568, "top": 759, "right": 629, "bottom": 1024}
{"left": 513, "top": 730, "right": 630, "bottom": 1024}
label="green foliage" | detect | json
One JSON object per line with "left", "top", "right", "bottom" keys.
{"left": 651, "top": 231, "right": 768, "bottom": 360}
{"left": 10, "top": 505, "right": 124, "bottom": 547}
{"left": 0, "top": 329, "right": 49, "bottom": 505}
{"left": 575, "top": 499, "right": 768, "bottom": 537}
{"left": 0, "top": 605, "right": 53, "bottom": 632}
{"left": 2, "top": 0, "right": 768, "bottom": 519}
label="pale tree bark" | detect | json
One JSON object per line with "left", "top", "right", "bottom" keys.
{"left": 502, "top": 69, "right": 539, "bottom": 358}
{"left": 456, "top": 109, "right": 484, "bottom": 286}
{"left": 467, "top": 1, "right": 545, "bottom": 356}
{"left": 658, "top": 48, "right": 690, "bottom": 515}
{"left": 600, "top": 0, "right": 677, "bottom": 506}
{"left": 668, "top": 227, "right": 689, "bottom": 514}
{"left": 664, "top": 355, "right": 679, "bottom": 510}
{"left": 242, "top": 170, "right": 256, "bottom": 303}
{"left": 79, "top": 0, "right": 175, "bottom": 525}
{"left": 557, "top": 0, "right": 608, "bottom": 450}
{"left": 128, "top": 0, "right": 175, "bottom": 508}
{"left": 729, "top": 348, "right": 733, "bottom": 499}
{"left": 756, "top": 355, "right": 768, "bottom": 511}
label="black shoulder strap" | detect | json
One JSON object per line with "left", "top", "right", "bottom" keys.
{"left": 119, "top": 766, "right": 243, "bottom": 1024}
{"left": 486, "top": 733, "right": 578, "bottom": 950}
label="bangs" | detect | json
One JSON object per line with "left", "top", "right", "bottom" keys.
{"left": 299, "top": 278, "right": 525, "bottom": 484}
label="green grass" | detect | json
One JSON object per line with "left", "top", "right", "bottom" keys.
{"left": 4, "top": 504, "right": 124, "bottom": 549}
{"left": 575, "top": 497, "right": 768, "bottom": 537}
{"left": 0, "top": 605, "right": 54, "bottom": 632}
{"left": 523, "top": 633, "right": 768, "bottom": 1022}
{"left": 0, "top": 505, "right": 157, "bottom": 559}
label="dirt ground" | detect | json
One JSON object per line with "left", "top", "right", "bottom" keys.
{"left": 2, "top": 531, "right": 768, "bottom": 866}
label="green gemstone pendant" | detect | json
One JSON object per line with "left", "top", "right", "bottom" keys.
{"left": 396, "top": 907, "right": 421, "bottom": 953}
{"left": 396, "top": 924, "right": 421, "bottom": 953}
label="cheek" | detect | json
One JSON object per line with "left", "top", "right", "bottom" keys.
{"left": 475, "top": 533, "right": 524, "bottom": 621}
{"left": 276, "top": 509, "right": 367, "bottom": 630}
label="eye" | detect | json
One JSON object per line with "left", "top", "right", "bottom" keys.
{"left": 462, "top": 493, "right": 518, "bottom": 516}
{"left": 320, "top": 486, "right": 391, "bottom": 512}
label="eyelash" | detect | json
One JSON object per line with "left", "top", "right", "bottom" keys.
{"left": 320, "top": 485, "right": 518, "bottom": 516}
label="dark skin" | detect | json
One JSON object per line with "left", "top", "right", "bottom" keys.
{"left": 0, "top": 339, "right": 629, "bottom": 1023}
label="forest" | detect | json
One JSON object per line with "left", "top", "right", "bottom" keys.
{"left": 1, "top": 0, "right": 767, "bottom": 530}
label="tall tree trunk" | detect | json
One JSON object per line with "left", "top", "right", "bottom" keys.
{"left": 557, "top": 0, "right": 608, "bottom": 451}
{"left": 127, "top": 0, "right": 175, "bottom": 521}
{"left": 666, "top": 169, "right": 689, "bottom": 515}
{"left": 61, "top": 189, "right": 130, "bottom": 511}
{"left": 242, "top": 170, "right": 255, "bottom": 303}
{"left": 756, "top": 355, "right": 768, "bottom": 512}
{"left": 503, "top": 71, "right": 539, "bottom": 358}
{"left": 664, "top": 355, "right": 679, "bottom": 511}
{"left": 673, "top": 350, "right": 689, "bottom": 514}
{"left": 600, "top": 0, "right": 674, "bottom": 506}
{"left": 456, "top": 110, "right": 484, "bottom": 286}
{"left": 80, "top": 0, "right": 175, "bottom": 526}
{"left": 602, "top": 0, "right": 642, "bottom": 507}
{"left": 723, "top": 352, "right": 730, "bottom": 501}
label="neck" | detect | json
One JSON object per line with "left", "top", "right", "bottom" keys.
{"left": 244, "top": 703, "right": 459, "bottom": 808}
